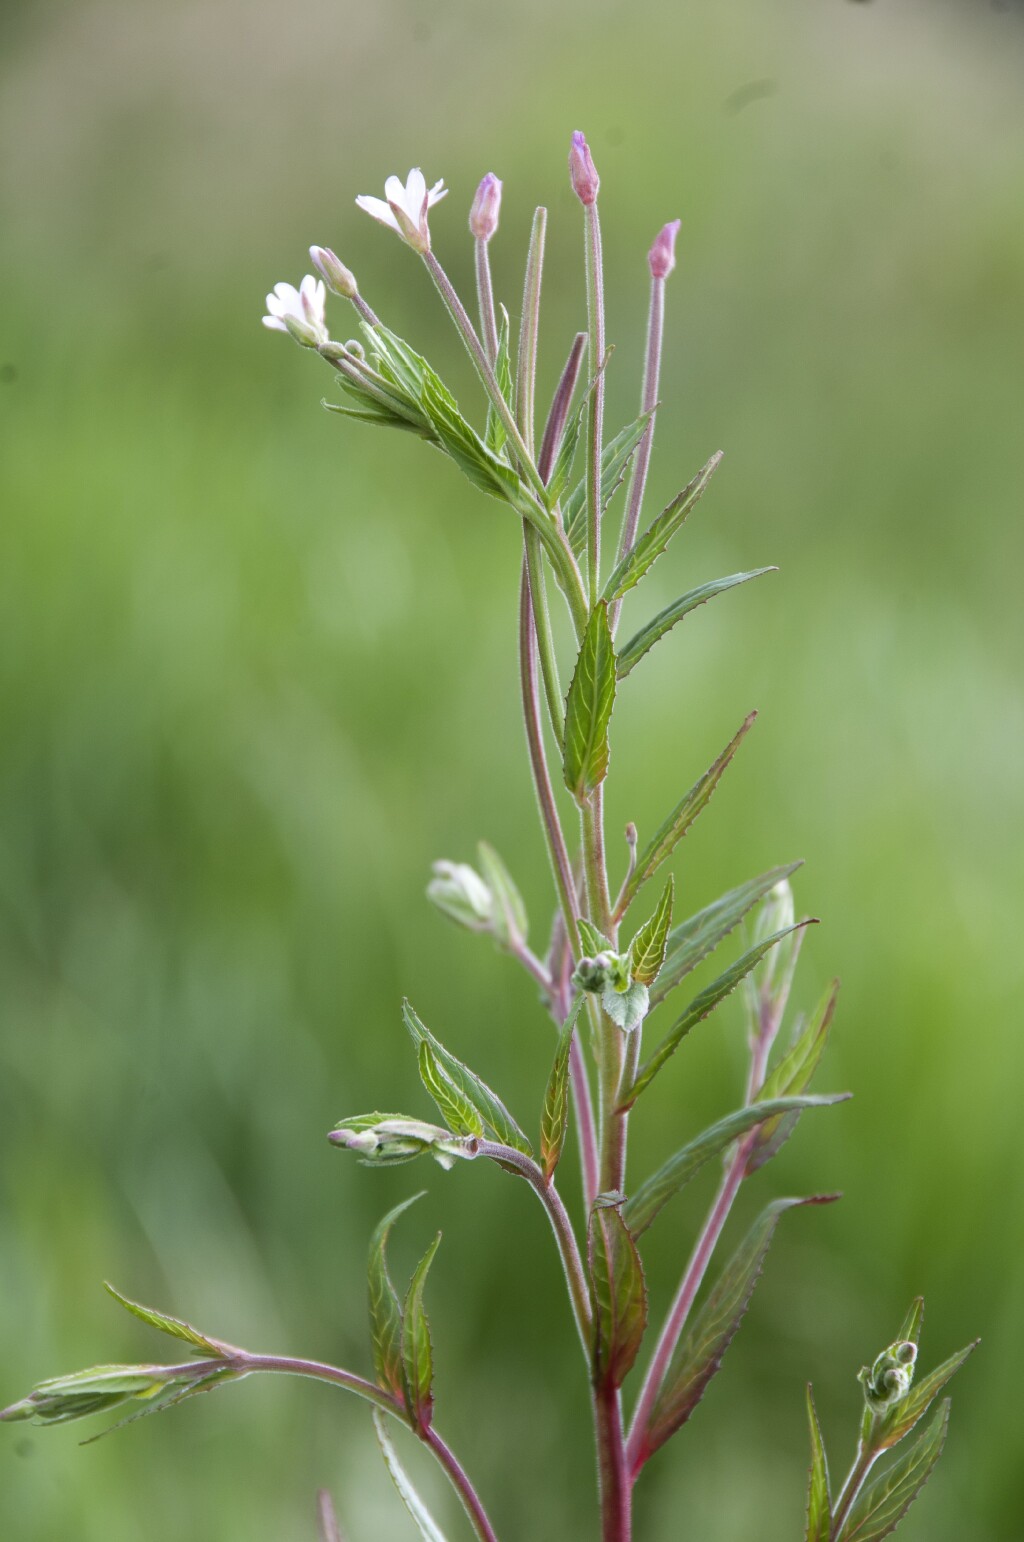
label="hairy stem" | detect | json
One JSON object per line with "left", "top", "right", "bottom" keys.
{"left": 524, "top": 527, "right": 564, "bottom": 745}
{"left": 475, "top": 238, "right": 499, "bottom": 365}
{"left": 517, "top": 207, "right": 547, "bottom": 457}
{"left": 595, "top": 1384, "right": 631, "bottom": 1542}
{"left": 830, "top": 1440, "right": 879, "bottom": 1537}
{"left": 477, "top": 1141, "right": 592, "bottom": 1355}
{"left": 609, "top": 268, "right": 665, "bottom": 635}
{"left": 422, "top": 1423, "right": 502, "bottom": 1542}
{"left": 583, "top": 201, "right": 607, "bottom": 602}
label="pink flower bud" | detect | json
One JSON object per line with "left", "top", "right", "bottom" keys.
{"left": 568, "top": 131, "right": 600, "bottom": 206}
{"left": 469, "top": 173, "right": 502, "bottom": 241}
{"left": 309, "top": 245, "right": 358, "bottom": 299}
{"left": 648, "top": 220, "right": 681, "bottom": 279}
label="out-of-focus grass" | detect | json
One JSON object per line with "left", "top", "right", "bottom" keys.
{"left": 1, "top": 1, "right": 1022, "bottom": 1538}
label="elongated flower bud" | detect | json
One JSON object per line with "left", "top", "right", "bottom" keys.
{"left": 427, "top": 860, "right": 493, "bottom": 932}
{"left": 469, "top": 173, "right": 502, "bottom": 241}
{"left": 648, "top": 220, "right": 681, "bottom": 279}
{"left": 568, "top": 131, "right": 600, "bottom": 206}
{"left": 310, "top": 246, "right": 358, "bottom": 299}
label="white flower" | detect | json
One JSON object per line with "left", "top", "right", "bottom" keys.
{"left": 355, "top": 168, "right": 447, "bottom": 254}
{"left": 262, "top": 276, "right": 328, "bottom": 347}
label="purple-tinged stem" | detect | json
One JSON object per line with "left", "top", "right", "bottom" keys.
{"left": 317, "top": 1489, "right": 344, "bottom": 1542}
{"left": 475, "top": 238, "right": 499, "bottom": 365}
{"left": 538, "top": 332, "right": 588, "bottom": 486}
{"left": 582, "top": 201, "right": 606, "bottom": 602}
{"left": 422, "top": 1424, "right": 502, "bottom": 1542}
{"left": 609, "top": 265, "right": 666, "bottom": 635}
{"left": 595, "top": 1384, "right": 631, "bottom": 1542}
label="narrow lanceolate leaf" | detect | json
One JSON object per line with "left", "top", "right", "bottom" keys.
{"left": 484, "top": 307, "right": 512, "bottom": 457}
{"left": 839, "top": 1401, "right": 951, "bottom": 1542}
{"left": 875, "top": 1342, "right": 979, "bottom": 1452}
{"left": 746, "top": 980, "right": 841, "bottom": 1175}
{"left": 418, "top": 1042, "right": 485, "bottom": 1138}
{"left": 622, "top": 923, "right": 813, "bottom": 1109}
{"left": 477, "top": 840, "right": 528, "bottom": 946}
{"left": 896, "top": 1297, "right": 925, "bottom": 1352}
{"left": 372, "top": 1409, "right": 450, "bottom": 1542}
{"left": 588, "top": 1199, "right": 648, "bottom": 1388}
{"left": 368, "top": 1194, "right": 424, "bottom": 1398}
{"left": 403, "top": 1001, "right": 533, "bottom": 1156}
{"left": 650, "top": 862, "right": 804, "bottom": 1005}
{"left": 621, "top": 716, "right": 757, "bottom": 913}
{"left": 539, "top": 332, "right": 587, "bottom": 491}
{"left": 629, "top": 877, "right": 675, "bottom": 987}
{"left": 78, "top": 1366, "right": 240, "bottom": 1445}
{"left": 602, "top": 450, "right": 723, "bottom": 601}
{"left": 616, "top": 570, "right": 776, "bottom": 679}
{"left": 103, "top": 1283, "right": 232, "bottom": 1358}
{"left": 805, "top": 1385, "right": 831, "bottom": 1542}
{"left": 371, "top": 1412, "right": 447, "bottom": 1535}
{"left": 563, "top": 411, "right": 654, "bottom": 558}
{"left": 401, "top": 1232, "right": 442, "bottom": 1429}
{"left": 541, "top": 998, "right": 585, "bottom": 1182}
{"left": 642, "top": 1196, "right": 838, "bottom": 1460}
{"left": 623, "top": 1095, "right": 850, "bottom": 1238}
{"left": 563, "top": 601, "right": 617, "bottom": 805}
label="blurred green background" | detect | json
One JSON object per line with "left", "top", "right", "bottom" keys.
{"left": 1, "top": 0, "right": 1022, "bottom": 1537}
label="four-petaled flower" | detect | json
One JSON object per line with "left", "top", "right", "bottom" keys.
{"left": 355, "top": 169, "right": 447, "bottom": 254}
{"left": 262, "top": 276, "right": 328, "bottom": 347}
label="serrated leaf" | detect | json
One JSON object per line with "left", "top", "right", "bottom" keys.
{"left": 476, "top": 840, "right": 528, "bottom": 946}
{"left": 577, "top": 918, "right": 612, "bottom": 956}
{"left": 401, "top": 1233, "right": 442, "bottom": 1429}
{"left": 628, "top": 877, "right": 675, "bottom": 986}
{"left": 418, "top": 1042, "right": 486, "bottom": 1138}
{"left": 322, "top": 398, "right": 431, "bottom": 435}
{"left": 616, "top": 570, "right": 776, "bottom": 679}
{"left": 372, "top": 1409, "right": 450, "bottom": 1541}
{"left": 746, "top": 980, "right": 841, "bottom": 1174}
{"left": 602, "top": 450, "right": 723, "bottom": 601}
{"left": 403, "top": 1001, "right": 533, "bottom": 1156}
{"left": 484, "top": 307, "right": 512, "bottom": 457}
{"left": 563, "top": 601, "right": 617, "bottom": 805}
{"left": 641, "top": 1196, "right": 838, "bottom": 1460}
{"left": 875, "top": 1342, "right": 978, "bottom": 1452}
{"left": 622, "top": 715, "right": 756, "bottom": 912}
{"left": 541, "top": 998, "right": 585, "bottom": 1182}
{"left": 588, "top": 1199, "right": 648, "bottom": 1387}
{"left": 621, "top": 923, "right": 813, "bottom": 1109}
{"left": 624, "top": 1094, "right": 850, "bottom": 1237}
{"left": 79, "top": 1366, "right": 240, "bottom": 1445}
{"left": 421, "top": 371, "right": 526, "bottom": 510}
{"left": 564, "top": 411, "right": 654, "bottom": 558}
{"left": 368, "top": 1195, "right": 424, "bottom": 1399}
{"left": 601, "top": 980, "right": 649, "bottom": 1032}
{"left": 651, "top": 862, "right": 804, "bottom": 1005}
{"left": 840, "top": 1401, "right": 950, "bottom": 1541}
{"left": 104, "top": 1283, "right": 230, "bottom": 1358}
{"left": 806, "top": 1385, "right": 831, "bottom": 1542}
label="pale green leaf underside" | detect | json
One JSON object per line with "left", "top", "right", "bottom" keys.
{"left": 403, "top": 1000, "right": 532, "bottom": 1156}
{"left": 372, "top": 1409, "right": 450, "bottom": 1542}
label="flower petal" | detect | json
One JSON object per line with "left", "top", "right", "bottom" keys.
{"left": 427, "top": 179, "right": 448, "bottom": 206}
{"left": 261, "top": 316, "right": 288, "bottom": 331}
{"left": 405, "top": 168, "right": 427, "bottom": 215}
{"left": 356, "top": 194, "right": 401, "bottom": 233}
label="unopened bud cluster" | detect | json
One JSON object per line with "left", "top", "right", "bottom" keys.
{"left": 859, "top": 1339, "right": 918, "bottom": 1412}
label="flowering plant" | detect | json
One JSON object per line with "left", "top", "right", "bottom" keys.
{"left": 2, "top": 135, "right": 976, "bottom": 1542}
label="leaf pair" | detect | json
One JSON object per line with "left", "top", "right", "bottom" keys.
{"left": 367, "top": 1195, "right": 442, "bottom": 1431}
{"left": 405, "top": 1000, "right": 533, "bottom": 1156}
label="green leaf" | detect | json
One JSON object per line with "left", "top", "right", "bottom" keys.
{"left": 104, "top": 1283, "right": 231, "bottom": 1358}
{"left": 839, "top": 1401, "right": 950, "bottom": 1542}
{"left": 622, "top": 923, "right": 813, "bottom": 1109}
{"left": 602, "top": 980, "right": 649, "bottom": 1032}
{"left": 588, "top": 1198, "right": 648, "bottom": 1388}
{"left": 623, "top": 1094, "right": 850, "bottom": 1238}
{"left": 322, "top": 398, "right": 431, "bottom": 435}
{"left": 476, "top": 840, "right": 528, "bottom": 946}
{"left": 372, "top": 1409, "right": 450, "bottom": 1541}
{"left": 368, "top": 1195, "right": 424, "bottom": 1399}
{"left": 563, "top": 601, "right": 617, "bottom": 805}
{"left": 564, "top": 411, "right": 654, "bottom": 558}
{"left": 602, "top": 450, "right": 723, "bottom": 601}
{"left": 418, "top": 1042, "right": 486, "bottom": 1138}
{"left": 484, "top": 307, "right": 512, "bottom": 457}
{"left": 541, "top": 998, "right": 585, "bottom": 1182}
{"left": 896, "top": 1298, "right": 925, "bottom": 1352}
{"left": 628, "top": 877, "right": 675, "bottom": 986}
{"left": 577, "top": 918, "right": 612, "bottom": 956}
{"left": 746, "top": 980, "right": 841, "bottom": 1174}
{"left": 403, "top": 1001, "right": 533, "bottom": 1156}
{"left": 806, "top": 1385, "right": 832, "bottom": 1542}
{"left": 616, "top": 570, "right": 776, "bottom": 679}
{"left": 78, "top": 1366, "right": 240, "bottom": 1445}
{"left": 641, "top": 1196, "right": 838, "bottom": 1460}
{"left": 401, "top": 1232, "right": 442, "bottom": 1429}
{"left": 621, "top": 715, "right": 756, "bottom": 913}
{"left": 420, "top": 370, "right": 526, "bottom": 510}
{"left": 651, "top": 863, "right": 804, "bottom": 1006}
{"left": 875, "top": 1342, "right": 979, "bottom": 1452}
